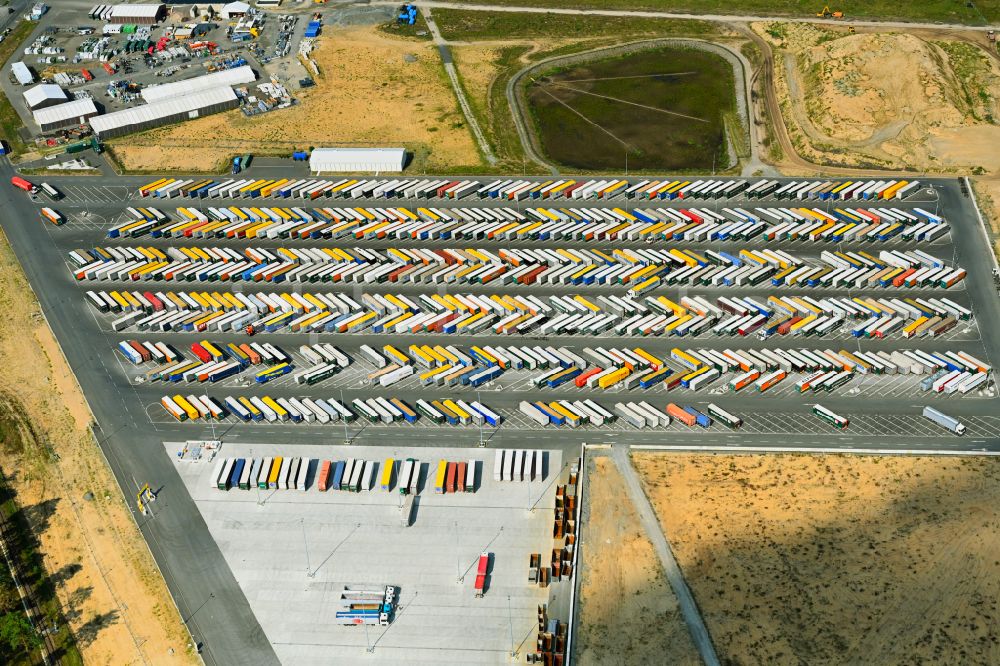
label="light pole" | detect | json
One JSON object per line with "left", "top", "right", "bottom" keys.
{"left": 507, "top": 595, "right": 517, "bottom": 659}
{"left": 477, "top": 390, "right": 484, "bottom": 448}
{"left": 301, "top": 518, "right": 313, "bottom": 577}
{"left": 340, "top": 389, "right": 350, "bottom": 444}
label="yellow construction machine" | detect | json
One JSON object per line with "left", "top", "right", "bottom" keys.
{"left": 816, "top": 6, "right": 845, "bottom": 18}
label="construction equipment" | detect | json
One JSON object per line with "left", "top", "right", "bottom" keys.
{"left": 397, "top": 4, "right": 417, "bottom": 25}
{"left": 848, "top": 25, "right": 856, "bottom": 34}
{"left": 816, "top": 6, "right": 845, "bottom": 18}
{"left": 137, "top": 483, "right": 155, "bottom": 515}
{"left": 245, "top": 324, "right": 257, "bottom": 336}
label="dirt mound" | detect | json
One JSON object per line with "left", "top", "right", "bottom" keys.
{"left": 802, "top": 33, "right": 962, "bottom": 143}
{"left": 759, "top": 22, "right": 1000, "bottom": 173}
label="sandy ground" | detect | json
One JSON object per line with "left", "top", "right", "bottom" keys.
{"left": 759, "top": 22, "right": 1000, "bottom": 173}
{"left": 575, "top": 457, "right": 698, "bottom": 665}
{"left": 0, "top": 230, "right": 197, "bottom": 665}
{"left": 633, "top": 452, "right": 1000, "bottom": 664}
{"left": 450, "top": 45, "right": 503, "bottom": 122}
{"left": 971, "top": 177, "right": 1000, "bottom": 258}
{"left": 109, "top": 26, "right": 480, "bottom": 173}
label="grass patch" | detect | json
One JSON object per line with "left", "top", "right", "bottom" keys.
{"left": 443, "top": 0, "right": 1000, "bottom": 25}
{"left": 525, "top": 46, "right": 735, "bottom": 171}
{"left": 934, "top": 40, "right": 997, "bottom": 123}
{"left": 103, "top": 144, "right": 232, "bottom": 175}
{"left": 377, "top": 10, "right": 432, "bottom": 41}
{"left": 441, "top": 9, "right": 723, "bottom": 170}
{"left": 19, "top": 167, "right": 100, "bottom": 177}
{"left": 0, "top": 21, "right": 38, "bottom": 158}
{"left": 434, "top": 8, "right": 715, "bottom": 41}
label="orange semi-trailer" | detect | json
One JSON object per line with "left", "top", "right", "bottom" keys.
{"left": 665, "top": 403, "right": 696, "bottom": 426}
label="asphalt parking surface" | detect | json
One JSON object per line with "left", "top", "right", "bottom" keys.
{"left": 3, "top": 166, "right": 1000, "bottom": 664}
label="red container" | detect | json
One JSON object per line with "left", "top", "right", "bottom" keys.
{"left": 777, "top": 316, "right": 801, "bottom": 335}
{"left": 10, "top": 176, "right": 34, "bottom": 192}
{"left": 128, "top": 340, "right": 150, "bottom": 362}
{"left": 190, "top": 342, "right": 211, "bottom": 363}
{"left": 446, "top": 462, "right": 457, "bottom": 493}
{"left": 317, "top": 460, "right": 331, "bottom": 491}
{"left": 575, "top": 367, "right": 602, "bottom": 388}
{"left": 143, "top": 291, "right": 163, "bottom": 311}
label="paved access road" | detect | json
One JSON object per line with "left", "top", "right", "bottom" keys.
{"left": 0, "top": 162, "right": 279, "bottom": 666}
{"left": 371, "top": 0, "right": 999, "bottom": 31}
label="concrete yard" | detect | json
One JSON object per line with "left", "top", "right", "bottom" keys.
{"left": 168, "top": 442, "right": 561, "bottom": 664}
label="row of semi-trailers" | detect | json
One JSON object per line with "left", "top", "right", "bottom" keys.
{"left": 92, "top": 282, "right": 972, "bottom": 345}
{"left": 136, "top": 175, "right": 922, "bottom": 205}
{"left": 108, "top": 199, "right": 946, "bottom": 247}
{"left": 214, "top": 455, "right": 475, "bottom": 497}
{"left": 527, "top": 343, "right": 988, "bottom": 393}
{"left": 669, "top": 345, "right": 989, "bottom": 386}
{"left": 162, "top": 391, "right": 500, "bottom": 427}
{"left": 72, "top": 241, "right": 963, "bottom": 297}
{"left": 517, "top": 398, "right": 733, "bottom": 429}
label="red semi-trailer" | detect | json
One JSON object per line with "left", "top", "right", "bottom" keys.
{"left": 474, "top": 553, "right": 489, "bottom": 597}
{"left": 11, "top": 176, "right": 37, "bottom": 193}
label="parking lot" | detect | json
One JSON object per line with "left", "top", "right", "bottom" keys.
{"left": 5, "top": 170, "right": 1000, "bottom": 664}
{"left": 35, "top": 175, "right": 996, "bottom": 442}
{"left": 37, "top": 175, "right": 995, "bottom": 437}
{"left": 170, "top": 442, "right": 562, "bottom": 665}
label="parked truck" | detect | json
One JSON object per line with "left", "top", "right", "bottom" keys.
{"left": 474, "top": 553, "right": 489, "bottom": 597}
{"left": 922, "top": 406, "right": 966, "bottom": 435}
{"left": 666, "top": 403, "right": 695, "bottom": 426}
{"left": 336, "top": 585, "right": 396, "bottom": 626}
{"left": 11, "top": 176, "right": 38, "bottom": 194}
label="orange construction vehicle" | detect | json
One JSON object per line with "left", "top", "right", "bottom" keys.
{"left": 817, "top": 6, "right": 845, "bottom": 18}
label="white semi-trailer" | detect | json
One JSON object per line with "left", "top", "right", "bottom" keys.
{"left": 922, "top": 406, "right": 966, "bottom": 435}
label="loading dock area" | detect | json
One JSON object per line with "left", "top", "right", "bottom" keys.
{"left": 170, "top": 442, "right": 561, "bottom": 664}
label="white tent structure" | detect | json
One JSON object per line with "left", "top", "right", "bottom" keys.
{"left": 11, "top": 62, "right": 33, "bottom": 86}
{"left": 34, "top": 98, "right": 98, "bottom": 133}
{"left": 309, "top": 148, "right": 406, "bottom": 174}
{"left": 140, "top": 65, "right": 256, "bottom": 103}
{"left": 221, "top": 1, "right": 251, "bottom": 19}
{"left": 23, "top": 84, "right": 66, "bottom": 110}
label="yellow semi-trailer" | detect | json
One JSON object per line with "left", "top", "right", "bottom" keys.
{"left": 172, "top": 394, "right": 200, "bottom": 420}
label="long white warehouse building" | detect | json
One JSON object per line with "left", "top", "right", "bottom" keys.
{"left": 140, "top": 66, "right": 257, "bottom": 103}
{"left": 90, "top": 86, "right": 238, "bottom": 139}
{"left": 309, "top": 148, "right": 406, "bottom": 174}
{"left": 34, "top": 98, "right": 98, "bottom": 133}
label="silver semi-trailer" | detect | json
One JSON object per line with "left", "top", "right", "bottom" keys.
{"left": 922, "top": 406, "right": 966, "bottom": 435}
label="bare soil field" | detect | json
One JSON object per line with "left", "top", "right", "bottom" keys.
{"left": 575, "top": 457, "right": 698, "bottom": 665}
{"left": 971, "top": 177, "right": 1000, "bottom": 259}
{"left": 633, "top": 452, "right": 1000, "bottom": 664}
{"left": 109, "top": 26, "right": 480, "bottom": 173}
{"left": 0, "top": 230, "right": 197, "bottom": 665}
{"left": 759, "top": 22, "right": 1000, "bottom": 173}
